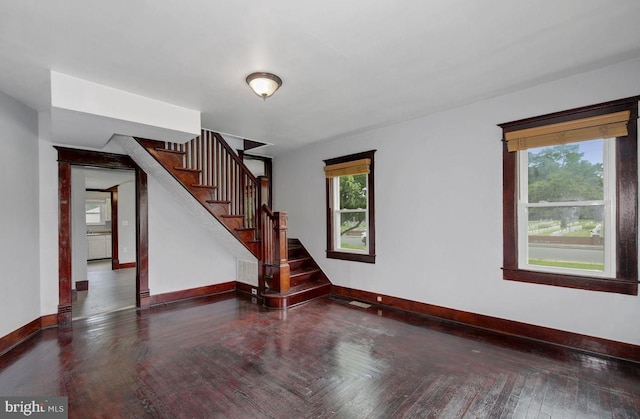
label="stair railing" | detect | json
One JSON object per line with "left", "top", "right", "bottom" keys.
{"left": 162, "top": 129, "right": 289, "bottom": 294}
{"left": 164, "top": 130, "right": 259, "bottom": 228}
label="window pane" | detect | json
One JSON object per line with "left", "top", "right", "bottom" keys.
{"left": 339, "top": 174, "right": 367, "bottom": 210}
{"left": 339, "top": 211, "right": 367, "bottom": 251}
{"left": 527, "top": 205, "right": 604, "bottom": 271}
{"left": 86, "top": 202, "right": 103, "bottom": 225}
{"left": 528, "top": 139, "right": 604, "bottom": 203}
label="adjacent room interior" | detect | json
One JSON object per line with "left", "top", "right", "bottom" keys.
{"left": 71, "top": 167, "right": 137, "bottom": 320}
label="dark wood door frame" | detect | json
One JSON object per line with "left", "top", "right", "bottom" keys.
{"left": 56, "top": 147, "right": 150, "bottom": 327}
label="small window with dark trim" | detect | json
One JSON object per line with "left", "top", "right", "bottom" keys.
{"left": 324, "top": 150, "right": 376, "bottom": 263}
{"left": 500, "top": 97, "right": 638, "bottom": 295}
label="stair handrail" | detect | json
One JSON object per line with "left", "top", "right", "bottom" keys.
{"left": 167, "top": 130, "right": 261, "bottom": 230}
{"left": 261, "top": 202, "right": 275, "bottom": 218}
{"left": 211, "top": 132, "right": 259, "bottom": 185}
{"left": 142, "top": 131, "right": 290, "bottom": 297}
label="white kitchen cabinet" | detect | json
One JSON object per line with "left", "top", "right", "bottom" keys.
{"left": 87, "top": 234, "right": 112, "bottom": 260}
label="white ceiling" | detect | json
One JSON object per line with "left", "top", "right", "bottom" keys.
{"left": 1, "top": 0, "right": 640, "bottom": 155}
{"left": 82, "top": 167, "right": 134, "bottom": 190}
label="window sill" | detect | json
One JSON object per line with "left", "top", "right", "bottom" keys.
{"left": 502, "top": 268, "right": 638, "bottom": 295}
{"left": 327, "top": 250, "right": 376, "bottom": 264}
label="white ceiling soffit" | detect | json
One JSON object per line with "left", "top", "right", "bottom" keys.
{"left": 81, "top": 167, "right": 135, "bottom": 190}
{"left": 50, "top": 72, "right": 200, "bottom": 148}
{"left": 0, "top": 1, "right": 639, "bottom": 155}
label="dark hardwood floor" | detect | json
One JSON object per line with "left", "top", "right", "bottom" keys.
{"left": 1, "top": 294, "right": 639, "bottom": 418}
{"left": 72, "top": 260, "right": 136, "bottom": 320}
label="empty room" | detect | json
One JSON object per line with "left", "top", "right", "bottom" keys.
{"left": 1, "top": 1, "right": 639, "bottom": 417}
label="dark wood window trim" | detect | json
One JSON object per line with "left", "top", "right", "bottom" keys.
{"left": 324, "top": 150, "right": 376, "bottom": 264}
{"left": 55, "top": 147, "right": 150, "bottom": 326}
{"left": 499, "top": 97, "right": 639, "bottom": 295}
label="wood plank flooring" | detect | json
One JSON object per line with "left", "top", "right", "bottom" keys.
{"left": 72, "top": 260, "right": 136, "bottom": 320}
{"left": 1, "top": 294, "right": 639, "bottom": 418}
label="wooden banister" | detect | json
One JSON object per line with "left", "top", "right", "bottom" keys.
{"left": 158, "top": 130, "right": 289, "bottom": 296}
{"left": 163, "top": 130, "right": 260, "bottom": 229}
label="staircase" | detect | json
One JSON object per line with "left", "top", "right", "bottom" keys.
{"left": 133, "top": 130, "right": 330, "bottom": 308}
{"left": 263, "top": 238, "right": 331, "bottom": 309}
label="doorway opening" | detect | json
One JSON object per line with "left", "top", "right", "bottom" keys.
{"left": 72, "top": 167, "right": 137, "bottom": 320}
{"left": 56, "top": 147, "right": 149, "bottom": 327}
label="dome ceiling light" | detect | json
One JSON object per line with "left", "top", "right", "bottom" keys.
{"left": 246, "top": 72, "right": 282, "bottom": 100}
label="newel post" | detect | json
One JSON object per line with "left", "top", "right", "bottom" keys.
{"left": 272, "top": 211, "right": 290, "bottom": 293}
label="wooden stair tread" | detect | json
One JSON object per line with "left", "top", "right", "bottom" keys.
{"left": 192, "top": 184, "right": 217, "bottom": 189}
{"left": 262, "top": 280, "right": 331, "bottom": 309}
{"left": 206, "top": 199, "right": 230, "bottom": 204}
{"left": 288, "top": 256, "right": 311, "bottom": 263}
{"left": 263, "top": 279, "right": 330, "bottom": 297}
{"left": 174, "top": 167, "right": 201, "bottom": 173}
{"left": 235, "top": 227, "right": 256, "bottom": 231}
{"left": 154, "top": 148, "right": 185, "bottom": 155}
{"left": 290, "top": 267, "right": 319, "bottom": 277}
{"left": 221, "top": 214, "right": 243, "bottom": 219}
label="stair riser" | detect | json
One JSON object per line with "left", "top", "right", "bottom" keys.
{"left": 190, "top": 187, "right": 216, "bottom": 202}
{"left": 221, "top": 216, "right": 244, "bottom": 230}
{"left": 137, "top": 138, "right": 166, "bottom": 149}
{"left": 288, "top": 259, "right": 311, "bottom": 272}
{"left": 207, "top": 202, "right": 230, "bottom": 217}
{"left": 262, "top": 283, "right": 331, "bottom": 310}
{"left": 290, "top": 272, "right": 320, "bottom": 287}
{"left": 235, "top": 229, "right": 255, "bottom": 242}
{"left": 153, "top": 150, "right": 185, "bottom": 169}
{"left": 173, "top": 170, "right": 200, "bottom": 185}
{"left": 288, "top": 247, "right": 305, "bottom": 259}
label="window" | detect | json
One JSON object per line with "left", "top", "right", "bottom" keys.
{"left": 520, "top": 138, "right": 614, "bottom": 275}
{"left": 500, "top": 97, "right": 638, "bottom": 295}
{"left": 85, "top": 191, "right": 111, "bottom": 226}
{"left": 324, "top": 150, "right": 376, "bottom": 263}
{"left": 86, "top": 199, "right": 106, "bottom": 225}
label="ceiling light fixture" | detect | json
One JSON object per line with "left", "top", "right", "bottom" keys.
{"left": 246, "top": 72, "right": 282, "bottom": 100}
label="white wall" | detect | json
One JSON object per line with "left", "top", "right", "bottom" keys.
{"left": 274, "top": 57, "right": 640, "bottom": 346}
{"left": 147, "top": 176, "right": 237, "bottom": 295}
{"left": 117, "top": 180, "right": 136, "bottom": 264}
{"left": 0, "top": 91, "right": 40, "bottom": 338}
{"left": 38, "top": 133, "right": 59, "bottom": 318}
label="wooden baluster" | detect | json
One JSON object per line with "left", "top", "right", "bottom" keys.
{"left": 190, "top": 137, "right": 196, "bottom": 170}
{"left": 185, "top": 140, "right": 190, "bottom": 169}
{"left": 198, "top": 134, "right": 203, "bottom": 183}
{"left": 206, "top": 133, "right": 211, "bottom": 186}
{"left": 216, "top": 139, "right": 220, "bottom": 200}
{"left": 257, "top": 177, "right": 268, "bottom": 234}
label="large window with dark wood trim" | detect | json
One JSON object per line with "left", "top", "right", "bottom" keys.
{"left": 500, "top": 97, "right": 638, "bottom": 295}
{"left": 324, "top": 150, "right": 376, "bottom": 263}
